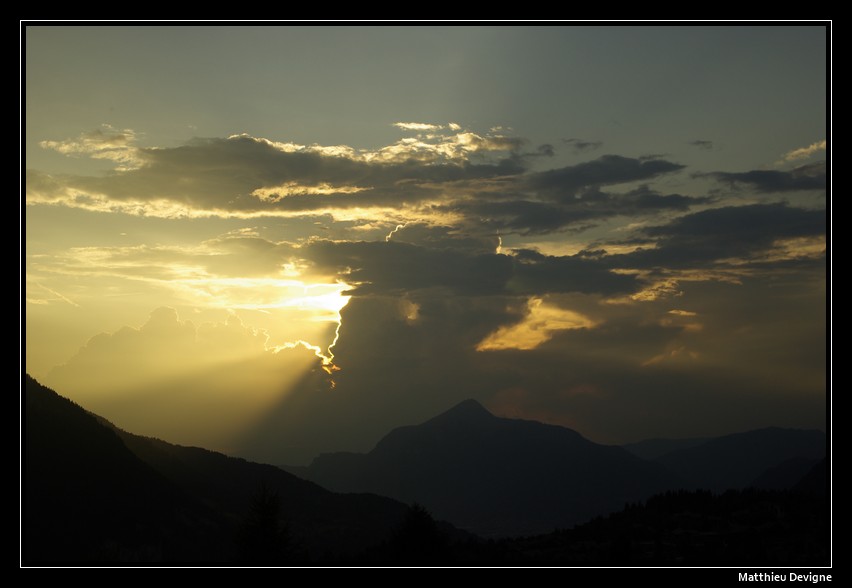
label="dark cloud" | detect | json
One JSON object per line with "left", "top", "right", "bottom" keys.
{"left": 36, "top": 138, "right": 689, "bottom": 223}
{"left": 476, "top": 273, "right": 826, "bottom": 441}
{"left": 706, "top": 162, "right": 826, "bottom": 192}
{"left": 621, "top": 186, "right": 709, "bottom": 210}
{"left": 688, "top": 140, "right": 714, "bottom": 150}
{"left": 445, "top": 186, "right": 710, "bottom": 235}
{"left": 527, "top": 155, "right": 685, "bottom": 203}
{"left": 532, "top": 143, "right": 555, "bottom": 157}
{"left": 302, "top": 240, "right": 639, "bottom": 297}
{"left": 235, "top": 272, "right": 825, "bottom": 464}
{"left": 304, "top": 240, "right": 514, "bottom": 296}
{"left": 382, "top": 223, "right": 499, "bottom": 254}
{"left": 508, "top": 249, "right": 638, "bottom": 295}
{"left": 29, "top": 133, "right": 714, "bottom": 242}
{"left": 448, "top": 199, "right": 601, "bottom": 234}
{"left": 30, "top": 116, "right": 828, "bottom": 470}
{"left": 614, "top": 203, "right": 826, "bottom": 268}
{"left": 32, "top": 135, "right": 528, "bottom": 213}
{"left": 235, "top": 294, "right": 525, "bottom": 462}
{"left": 563, "top": 138, "right": 603, "bottom": 153}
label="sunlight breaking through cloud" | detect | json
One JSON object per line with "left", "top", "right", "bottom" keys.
{"left": 477, "top": 297, "right": 596, "bottom": 351}
{"left": 272, "top": 292, "right": 349, "bottom": 384}
{"left": 24, "top": 25, "right": 827, "bottom": 477}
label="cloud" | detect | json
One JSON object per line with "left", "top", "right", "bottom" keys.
{"left": 530, "top": 143, "right": 555, "bottom": 157}
{"left": 34, "top": 211, "right": 824, "bottom": 466}
{"left": 447, "top": 185, "right": 711, "bottom": 235}
{"left": 235, "top": 269, "right": 825, "bottom": 463}
{"left": 508, "top": 248, "right": 639, "bottom": 295}
{"left": 50, "top": 306, "right": 268, "bottom": 370}
{"left": 688, "top": 140, "right": 714, "bottom": 150}
{"left": 393, "top": 122, "right": 445, "bottom": 131}
{"left": 781, "top": 139, "right": 826, "bottom": 162}
{"left": 706, "top": 162, "right": 826, "bottom": 192}
{"left": 27, "top": 130, "right": 527, "bottom": 221}
{"left": 39, "top": 124, "right": 143, "bottom": 170}
{"left": 24, "top": 232, "right": 358, "bottom": 366}
{"left": 249, "top": 125, "right": 523, "bottom": 164}
{"left": 235, "top": 294, "right": 527, "bottom": 462}
{"left": 26, "top": 280, "right": 80, "bottom": 307}
{"left": 31, "top": 237, "right": 288, "bottom": 280}
{"left": 641, "top": 344, "right": 700, "bottom": 366}
{"left": 613, "top": 203, "right": 826, "bottom": 269}
{"left": 370, "top": 222, "right": 499, "bottom": 253}
{"left": 29, "top": 129, "right": 686, "bottom": 236}
{"left": 528, "top": 155, "right": 685, "bottom": 202}
{"left": 252, "top": 182, "right": 370, "bottom": 202}
{"left": 303, "top": 240, "right": 514, "bottom": 296}
{"left": 447, "top": 199, "right": 600, "bottom": 234}
{"left": 482, "top": 279, "right": 823, "bottom": 438}
{"left": 44, "top": 307, "right": 323, "bottom": 453}
{"left": 25, "top": 123, "right": 826, "bottom": 318}
{"left": 476, "top": 297, "right": 596, "bottom": 351}
{"left": 29, "top": 224, "right": 641, "bottom": 322}
{"left": 563, "top": 138, "right": 603, "bottom": 152}
{"left": 28, "top": 128, "right": 710, "bottom": 246}
{"left": 27, "top": 116, "right": 829, "bottom": 468}
{"left": 302, "top": 239, "right": 639, "bottom": 297}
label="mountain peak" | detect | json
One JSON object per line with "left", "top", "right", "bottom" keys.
{"left": 429, "top": 399, "right": 493, "bottom": 423}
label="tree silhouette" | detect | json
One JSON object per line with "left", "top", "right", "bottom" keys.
{"left": 236, "top": 482, "right": 290, "bottom": 565}
{"left": 389, "top": 503, "right": 450, "bottom": 565}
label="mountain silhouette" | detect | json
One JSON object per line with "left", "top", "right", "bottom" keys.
{"left": 749, "top": 456, "right": 822, "bottom": 490}
{"left": 23, "top": 375, "right": 412, "bottom": 564}
{"left": 110, "top": 427, "right": 412, "bottom": 559}
{"left": 792, "top": 458, "right": 827, "bottom": 496}
{"left": 286, "top": 399, "right": 679, "bottom": 536}
{"left": 652, "top": 427, "right": 826, "bottom": 492}
{"left": 24, "top": 376, "right": 828, "bottom": 565}
{"left": 24, "top": 374, "right": 229, "bottom": 562}
{"left": 622, "top": 436, "right": 710, "bottom": 461}
{"left": 477, "top": 487, "right": 829, "bottom": 566}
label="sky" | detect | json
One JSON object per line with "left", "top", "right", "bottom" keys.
{"left": 24, "top": 25, "right": 828, "bottom": 465}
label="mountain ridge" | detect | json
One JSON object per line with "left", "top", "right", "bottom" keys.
{"left": 24, "top": 378, "right": 829, "bottom": 564}
{"left": 289, "top": 398, "right": 677, "bottom": 536}
{"left": 288, "top": 398, "right": 826, "bottom": 536}
{"left": 653, "top": 426, "right": 826, "bottom": 492}
{"left": 23, "top": 375, "right": 413, "bottom": 563}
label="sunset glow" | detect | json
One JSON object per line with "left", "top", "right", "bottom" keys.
{"left": 25, "top": 25, "right": 826, "bottom": 467}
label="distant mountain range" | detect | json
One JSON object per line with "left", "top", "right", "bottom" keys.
{"left": 623, "top": 427, "right": 826, "bottom": 493}
{"left": 287, "top": 400, "right": 826, "bottom": 537}
{"left": 286, "top": 399, "right": 679, "bottom": 536}
{"left": 750, "top": 457, "right": 823, "bottom": 491}
{"left": 622, "top": 436, "right": 711, "bottom": 460}
{"left": 23, "top": 376, "right": 827, "bottom": 564}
